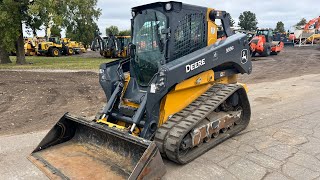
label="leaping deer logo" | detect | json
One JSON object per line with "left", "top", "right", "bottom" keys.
{"left": 241, "top": 50, "right": 248, "bottom": 64}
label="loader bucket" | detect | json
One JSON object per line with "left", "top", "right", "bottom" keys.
{"left": 28, "top": 113, "right": 166, "bottom": 180}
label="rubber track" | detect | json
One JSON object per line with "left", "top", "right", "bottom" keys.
{"left": 154, "top": 83, "right": 242, "bottom": 163}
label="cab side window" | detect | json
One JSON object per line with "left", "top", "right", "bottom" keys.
{"left": 173, "top": 13, "right": 206, "bottom": 60}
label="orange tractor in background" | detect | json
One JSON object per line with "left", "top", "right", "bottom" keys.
{"left": 250, "top": 29, "right": 284, "bottom": 57}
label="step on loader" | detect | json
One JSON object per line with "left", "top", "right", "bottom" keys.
{"left": 29, "top": 1, "right": 252, "bottom": 179}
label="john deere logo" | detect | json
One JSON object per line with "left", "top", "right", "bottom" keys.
{"left": 186, "top": 58, "right": 206, "bottom": 73}
{"left": 241, "top": 49, "right": 248, "bottom": 64}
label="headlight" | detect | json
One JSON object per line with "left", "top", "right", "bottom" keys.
{"left": 165, "top": 3, "right": 172, "bottom": 11}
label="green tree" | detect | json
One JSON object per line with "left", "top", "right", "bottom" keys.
{"left": 296, "top": 18, "right": 307, "bottom": 27}
{"left": 0, "top": 46, "right": 11, "bottom": 64}
{"left": 106, "top": 26, "right": 119, "bottom": 36}
{"left": 66, "top": 22, "right": 100, "bottom": 47}
{"left": 64, "top": 0, "right": 101, "bottom": 46}
{"left": 25, "top": 0, "right": 58, "bottom": 36}
{"left": 0, "top": 0, "right": 20, "bottom": 64}
{"left": 238, "top": 11, "right": 258, "bottom": 31}
{"left": 51, "top": 25, "right": 62, "bottom": 37}
{"left": 0, "top": 0, "right": 30, "bottom": 64}
{"left": 0, "top": 0, "right": 65, "bottom": 64}
{"left": 118, "top": 29, "right": 131, "bottom": 36}
{"left": 275, "top": 21, "right": 285, "bottom": 33}
{"left": 0, "top": 0, "right": 101, "bottom": 64}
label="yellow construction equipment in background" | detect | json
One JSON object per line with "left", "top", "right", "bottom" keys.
{"left": 114, "top": 35, "right": 130, "bottom": 58}
{"left": 78, "top": 42, "right": 87, "bottom": 53}
{"left": 38, "top": 37, "right": 73, "bottom": 57}
{"left": 61, "top": 38, "right": 87, "bottom": 54}
{"left": 24, "top": 38, "right": 36, "bottom": 56}
{"left": 94, "top": 35, "right": 131, "bottom": 58}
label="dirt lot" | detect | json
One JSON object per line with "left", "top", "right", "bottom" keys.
{"left": 240, "top": 46, "right": 320, "bottom": 83}
{"left": 0, "top": 71, "right": 105, "bottom": 135}
{"left": 0, "top": 46, "right": 319, "bottom": 136}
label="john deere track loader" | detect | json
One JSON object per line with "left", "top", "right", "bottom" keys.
{"left": 29, "top": 2, "right": 252, "bottom": 179}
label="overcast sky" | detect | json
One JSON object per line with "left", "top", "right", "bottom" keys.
{"left": 32, "top": 0, "right": 319, "bottom": 37}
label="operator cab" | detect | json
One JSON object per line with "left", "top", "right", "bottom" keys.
{"left": 131, "top": 9, "right": 167, "bottom": 86}
{"left": 256, "top": 29, "right": 273, "bottom": 43}
{"left": 49, "top": 37, "right": 60, "bottom": 44}
{"left": 130, "top": 2, "right": 210, "bottom": 87}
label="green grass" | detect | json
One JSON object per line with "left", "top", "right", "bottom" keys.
{"left": 0, "top": 56, "right": 113, "bottom": 70}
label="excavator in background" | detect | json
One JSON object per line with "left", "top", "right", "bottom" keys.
{"left": 304, "top": 16, "right": 320, "bottom": 31}
{"left": 250, "top": 29, "right": 284, "bottom": 57}
{"left": 289, "top": 16, "right": 320, "bottom": 45}
{"left": 304, "top": 16, "right": 320, "bottom": 44}
{"left": 29, "top": 2, "right": 252, "bottom": 179}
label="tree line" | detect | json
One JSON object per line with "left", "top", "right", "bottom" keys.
{"left": 231, "top": 11, "right": 309, "bottom": 33}
{"left": 105, "top": 26, "right": 130, "bottom": 36}
{"left": 0, "top": 0, "right": 101, "bottom": 64}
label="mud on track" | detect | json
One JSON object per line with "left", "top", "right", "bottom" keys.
{"left": 0, "top": 46, "right": 319, "bottom": 135}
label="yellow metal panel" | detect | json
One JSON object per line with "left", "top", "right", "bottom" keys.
{"left": 55, "top": 44, "right": 63, "bottom": 48}
{"left": 96, "top": 118, "right": 127, "bottom": 129}
{"left": 207, "top": 8, "right": 218, "bottom": 46}
{"left": 122, "top": 99, "right": 140, "bottom": 108}
{"left": 95, "top": 71, "right": 247, "bottom": 137}
{"left": 96, "top": 118, "right": 140, "bottom": 136}
{"left": 175, "top": 70, "right": 215, "bottom": 90}
{"left": 121, "top": 73, "right": 140, "bottom": 108}
{"left": 215, "top": 74, "right": 238, "bottom": 84}
{"left": 158, "top": 72, "right": 245, "bottom": 125}
{"left": 115, "top": 36, "right": 131, "bottom": 38}
{"left": 159, "top": 70, "right": 215, "bottom": 125}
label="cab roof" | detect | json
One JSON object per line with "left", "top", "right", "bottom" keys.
{"left": 132, "top": 1, "right": 204, "bottom": 12}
